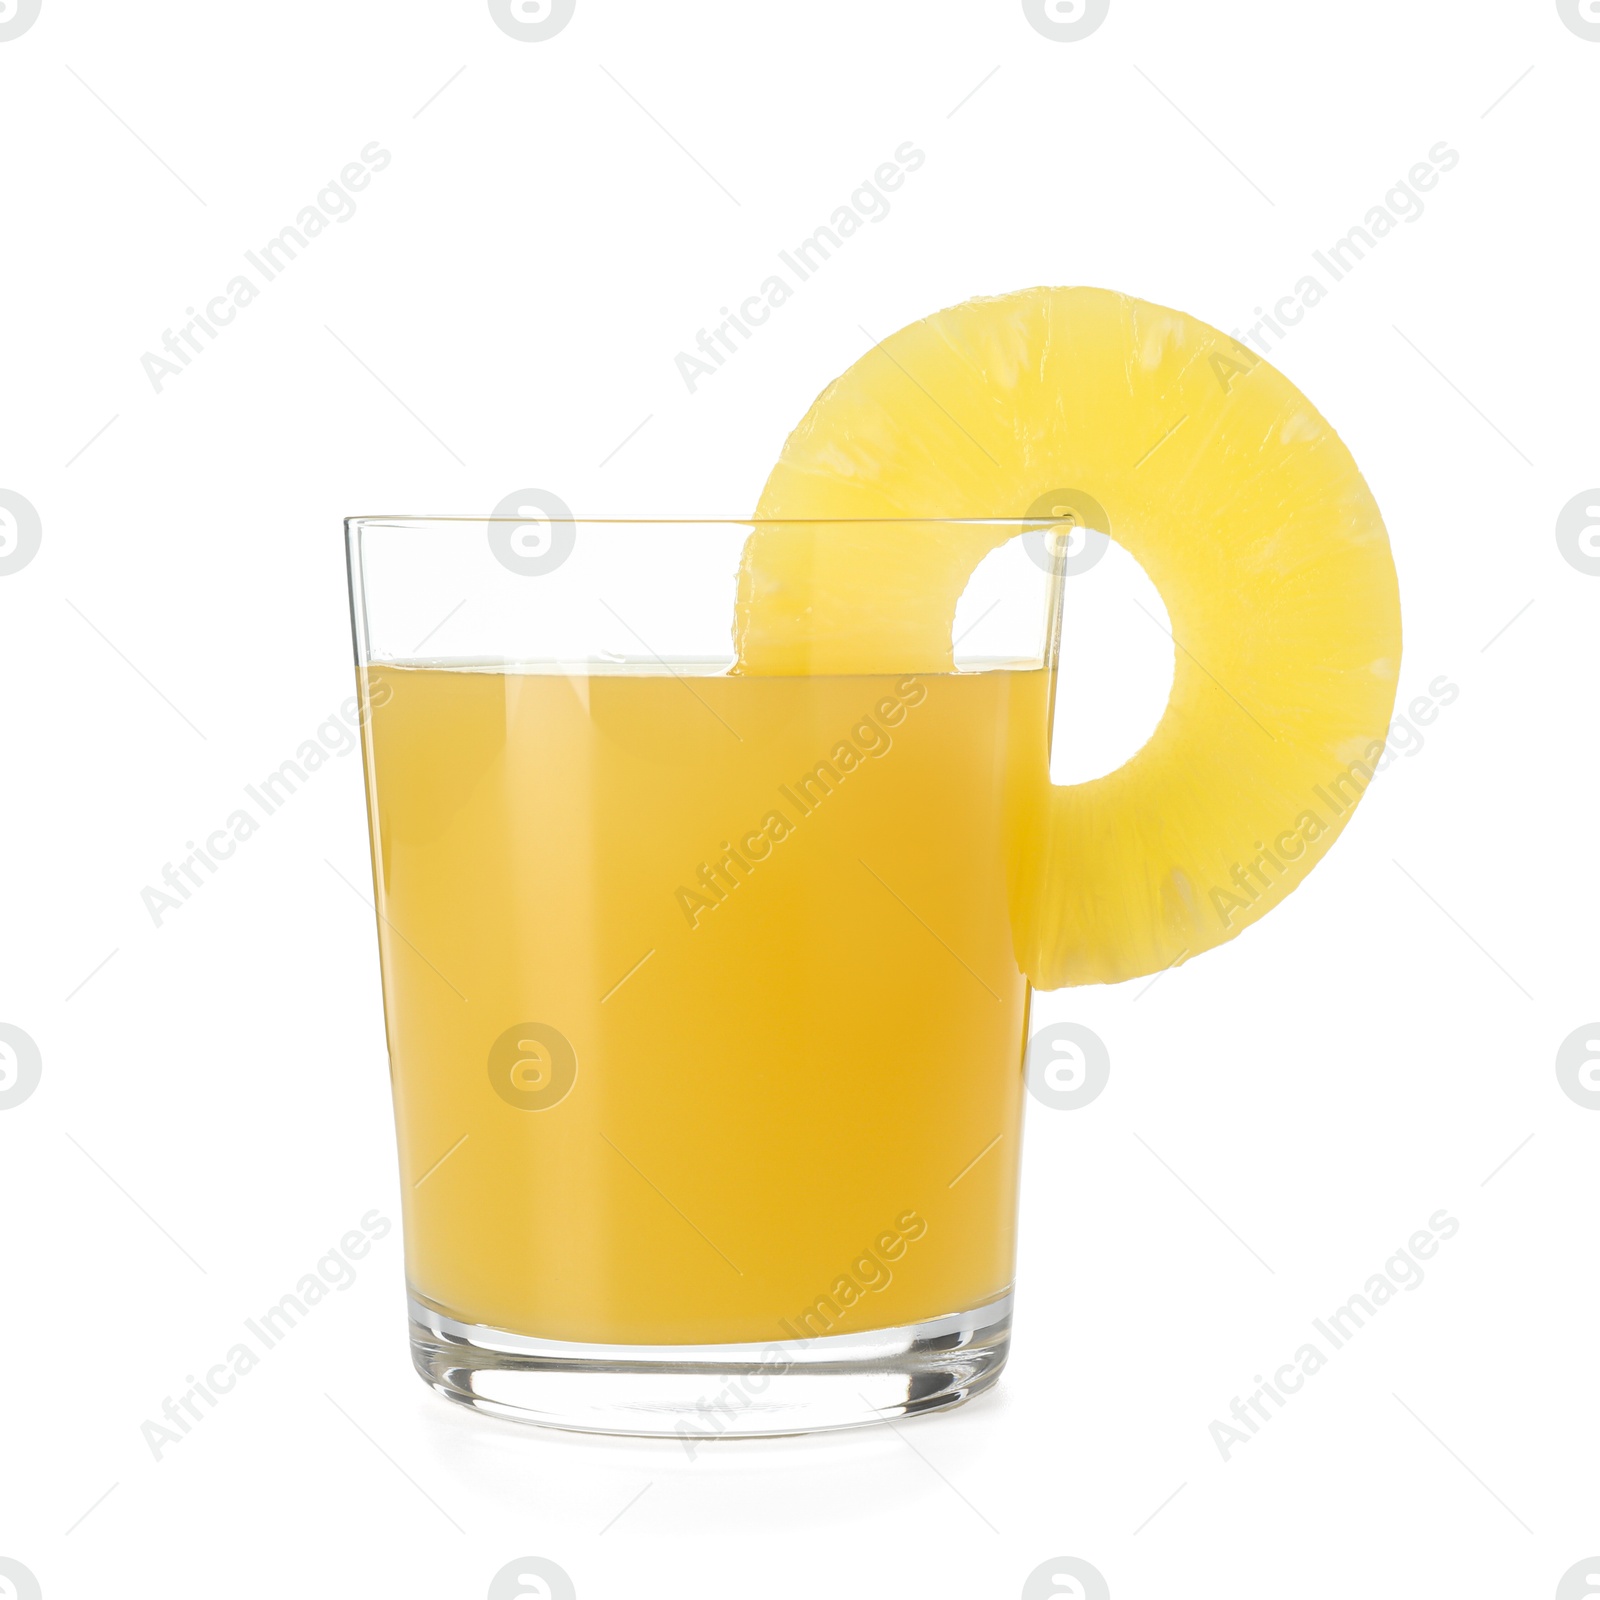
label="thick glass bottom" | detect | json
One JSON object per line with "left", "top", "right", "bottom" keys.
{"left": 408, "top": 1291, "right": 1012, "bottom": 1440}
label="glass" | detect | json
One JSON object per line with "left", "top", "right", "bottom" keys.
{"left": 345, "top": 515, "right": 1068, "bottom": 1438}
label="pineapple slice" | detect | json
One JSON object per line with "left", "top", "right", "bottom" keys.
{"left": 736, "top": 286, "right": 1401, "bottom": 986}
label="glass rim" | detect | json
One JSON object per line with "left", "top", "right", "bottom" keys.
{"left": 345, "top": 515, "right": 1073, "bottom": 529}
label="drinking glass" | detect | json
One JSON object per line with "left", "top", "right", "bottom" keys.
{"left": 345, "top": 514, "right": 1067, "bottom": 1438}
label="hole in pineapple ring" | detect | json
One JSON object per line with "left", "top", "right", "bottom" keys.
{"left": 1021, "top": 487, "right": 1110, "bottom": 577}
{"left": 1049, "top": 535, "right": 1176, "bottom": 787}
{"left": 954, "top": 512, "right": 1175, "bottom": 787}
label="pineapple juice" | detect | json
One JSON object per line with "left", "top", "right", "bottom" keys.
{"left": 361, "top": 661, "right": 1048, "bottom": 1346}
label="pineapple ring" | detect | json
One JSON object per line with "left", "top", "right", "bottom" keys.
{"left": 736, "top": 286, "right": 1401, "bottom": 986}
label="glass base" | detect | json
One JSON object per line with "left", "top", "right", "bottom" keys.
{"left": 408, "top": 1291, "right": 1012, "bottom": 1440}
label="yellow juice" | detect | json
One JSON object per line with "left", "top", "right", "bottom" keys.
{"left": 361, "top": 661, "right": 1047, "bottom": 1345}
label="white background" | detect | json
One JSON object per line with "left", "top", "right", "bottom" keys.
{"left": 2, "top": 2, "right": 1597, "bottom": 1597}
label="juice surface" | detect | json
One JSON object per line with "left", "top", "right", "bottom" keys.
{"left": 362, "top": 662, "right": 1045, "bottom": 1345}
